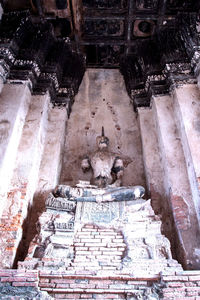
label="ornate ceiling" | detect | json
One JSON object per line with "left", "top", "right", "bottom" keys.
{"left": 1, "top": 0, "right": 199, "bottom": 67}
{"left": 0, "top": 0, "right": 200, "bottom": 107}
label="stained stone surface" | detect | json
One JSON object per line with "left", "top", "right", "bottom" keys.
{"left": 75, "top": 200, "right": 125, "bottom": 224}
{"left": 60, "top": 69, "right": 146, "bottom": 188}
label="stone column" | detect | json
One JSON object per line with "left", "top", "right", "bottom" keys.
{"left": 26, "top": 105, "right": 68, "bottom": 232}
{"left": 138, "top": 106, "right": 165, "bottom": 214}
{"left": 191, "top": 50, "right": 200, "bottom": 90}
{"left": 172, "top": 84, "right": 200, "bottom": 224}
{"left": 0, "top": 92, "right": 50, "bottom": 268}
{"left": 0, "top": 83, "right": 31, "bottom": 218}
{"left": 0, "top": 65, "right": 4, "bottom": 94}
{"left": 36, "top": 106, "right": 68, "bottom": 197}
{"left": 152, "top": 94, "right": 200, "bottom": 269}
{"left": 18, "top": 106, "right": 69, "bottom": 266}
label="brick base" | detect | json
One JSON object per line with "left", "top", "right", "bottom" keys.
{"left": 1, "top": 269, "right": 200, "bottom": 299}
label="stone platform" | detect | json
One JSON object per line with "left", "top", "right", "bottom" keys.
{"left": 19, "top": 196, "right": 182, "bottom": 277}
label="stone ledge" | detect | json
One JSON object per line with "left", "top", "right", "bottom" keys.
{"left": 1, "top": 269, "right": 200, "bottom": 299}
{"left": 38, "top": 271, "right": 160, "bottom": 281}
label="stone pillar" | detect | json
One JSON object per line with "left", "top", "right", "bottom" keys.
{"left": 36, "top": 106, "right": 68, "bottom": 197}
{"left": 0, "top": 83, "right": 31, "bottom": 218}
{"left": 0, "top": 93, "right": 50, "bottom": 268}
{"left": 0, "top": 72, "right": 4, "bottom": 94}
{"left": 19, "top": 106, "right": 68, "bottom": 264}
{"left": 152, "top": 94, "right": 200, "bottom": 269}
{"left": 191, "top": 50, "right": 200, "bottom": 90}
{"left": 198, "top": 73, "right": 200, "bottom": 89}
{"left": 138, "top": 107, "right": 165, "bottom": 214}
{"left": 172, "top": 84, "right": 200, "bottom": 224}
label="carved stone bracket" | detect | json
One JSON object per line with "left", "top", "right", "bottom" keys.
{"left": 164, "top": 62, "right": 197, "bottom": 89}
{"left": 191, "top": 49, "right": 200, "bottom": 76}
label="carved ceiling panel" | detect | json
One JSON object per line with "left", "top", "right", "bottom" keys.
{"left": 1, "top": 0, "right": 200, "bottom": 69}
{"left": 82, "top": 0, "right": 127, "bottom": 9}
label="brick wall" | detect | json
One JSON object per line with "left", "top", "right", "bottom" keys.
{"left": 1, "top": 269, "right": 200, "bottom": 299}
{"left": 161, "top": 271, "right": 200, "bottom": 299}
{"left": 71, "top": 224, "right": 126, "bottom": 272}
{"left": 0, "top": 269, "right": 40, "bottom": 299}
{"left": 0, "top": 183, "right": 28, "bottom": 268}
{"left": 38, "top": 272, "right": 160, "bottom": 299}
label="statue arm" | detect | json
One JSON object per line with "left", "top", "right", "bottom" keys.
{"left": 111, "top": 156, "right": 124, "bottom": 187}
{"left": 81, "top": 156, "right": 91, "bottom": 173}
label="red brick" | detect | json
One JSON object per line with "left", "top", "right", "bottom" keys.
{"left": 162, "top": 291, "right": 178, "bottom": 297}
{"left": 81, "top": 239, "right": 101, "bottom": 243}
{"left": 39, "top": 283, "right": 56, "bottom": 288}
{"left": 127, "top": 280, "right": 147, "bottom": 285}
{"left": 78, "top": 232, "right": 92, "bottom": 235}
{"left": 185, "top": 282, "right": 197, "bottom": 287}
{"left": 92, "top": 280, "right": 113, "bottom": 285}
{"left": 162, "top": 276, "right": 188, "bottom": 281}
{"left": 168, "top": 282, "right": 185, "bottom": 287}
{"left": 74, "top": 243, "right": 85, "bottom": 246}
{"left": 56, "top": 283, "right": 70, "bottom": 288}
{"left": 51, "top": 279, "right": 75, "bottom": 284}
{"left": 99, "top": 232, "right": 117, "bottom": 236}
{"left": 107, "top": 243, "right": 125, "bottom": 247}
{"left": 1, "top": 277, "right": 21, "bottom": 282}
{"left": 91, "top": 251, "right": 102, "bottom": 255}
{"left": 39, "top": 271, "right": 61, "bottom": 277}
{"left": 186, "top": 287, "right": 200, "bottom": 292}
{"left": 187, "top": 293, "right": 198, "bottom": 297}
{"left": 0, "top": 270, "right": 15, "bottom": 276}
{"left": 53, "top": 294, "right": 81, "bottom": 299}
{"left": 102, "top": 251, "right": 123, "bottom": 256}
{"left": 95, "top": 283, "right": 109, "bottom": 288}
{"left": 94, "top": 294, "right": 124, "bottom": 299}
{"left": 75, "top": 250, "right": 90, "bottom": 255}
{"left": 85, "top": 243, "right": 107, "bottom": 247}
{"left": 75, "top": 247, "right": 89, "bottom": 251}
{"left": 40, "top": 278, "right": 49, "bottom": 283}
{"left": 70, "top": 283, "right": 96, "bottom": 289}
{"left": 189, "top": 276, "right": 200, "bottom": 281}
{"left": 12, "top": 282, "right": 37, "bottom": 287}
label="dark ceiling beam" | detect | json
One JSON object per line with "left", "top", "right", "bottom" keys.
{"left": 126, "top": 0, "right": 134, "bottom": 55}
{"left": 34, "top": 0, "right": 43, "bottom": 17}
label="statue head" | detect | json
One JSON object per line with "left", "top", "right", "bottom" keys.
{"left": 96, "top": 127, "right": 109, "bottom": 149}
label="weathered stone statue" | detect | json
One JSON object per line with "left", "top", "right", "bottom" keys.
{"left": 81, "top": 127, "right": 124, "bottom": 188}
{"left": 53, "top": 128, "right": 145, "bottom": 203}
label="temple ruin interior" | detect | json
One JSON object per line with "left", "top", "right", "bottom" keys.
{"left": 0, "top": 0, "right": 200, "bottom": 299}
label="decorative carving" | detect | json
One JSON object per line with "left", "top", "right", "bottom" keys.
{"left": 79, "top": 201, "right": 123, "bottom": 223}
{"left": 46, "top": 193, "right": 76, "bottom": 212}
{"left": 84, "top": 19, "right": 124, "bottom": 37}
{"left": 83, "top": 0, "right": 127, "bottom": 9}
{"left": 133, "top": 20, "right": 155, "bottom": 37}
{"left": 136, "top": 0, "right": 158, "bottom": 10}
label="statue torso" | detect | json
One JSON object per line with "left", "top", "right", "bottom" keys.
{"left": 90, "top": 150, "right": 115, "bottom": 182}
